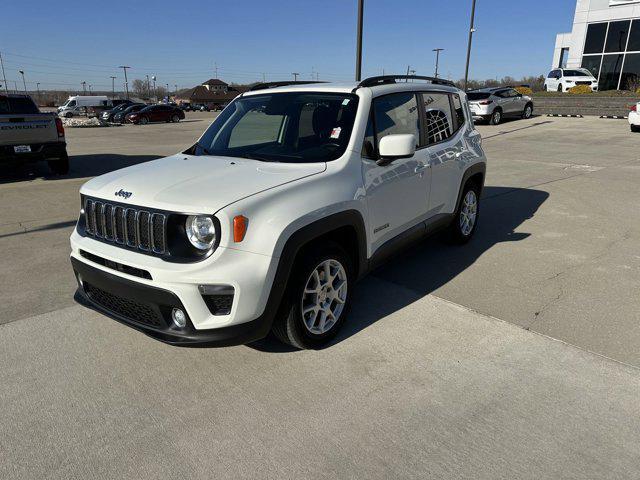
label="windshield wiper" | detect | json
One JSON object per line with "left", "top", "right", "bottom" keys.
{"left": 241, "top": 153, "right": 279, "bottom": 162}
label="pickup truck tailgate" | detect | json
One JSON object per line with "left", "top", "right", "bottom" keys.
{"left": 0, "top": 114, "right": 58, "bottom": 145}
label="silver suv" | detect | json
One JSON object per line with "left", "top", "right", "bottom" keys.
{"left": 467, "top": 87, "right": 534, "bottom": 125}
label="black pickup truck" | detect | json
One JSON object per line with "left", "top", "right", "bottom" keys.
{"left": 0, "top": 94, "right": 69, "bottom": 174}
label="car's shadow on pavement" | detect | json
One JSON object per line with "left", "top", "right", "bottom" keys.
{"left": 0, "top": 153, "right": 161, "bottom": 185}
{"left": 250, "top": 186, "right": 549, "bottom": 353}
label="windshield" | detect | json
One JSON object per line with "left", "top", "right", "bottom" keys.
{"left": 563, "top": 69, "right": 590, "bottom": 77}
{"left": 467, "top": 92, "right": 491, "bottom": 100}
{"left": 191, "top": 92, "right": 359, "bottom": 163}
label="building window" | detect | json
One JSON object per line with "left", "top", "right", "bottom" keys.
{"left": 605, "top": 20, "right": 631, "bottom": 53}
{"left": 584, "top": 23, "right": 608, "bottom": 54}
{"left": 627, "top": 20, "right": 640, "bottom": 52}
{"left": 600, "top": 54, "right": 625, "bottom": 90}
{"left": 621, "top": 53, "right": 640, "bottom": 90}
{"left": 559, "top": 48, "right": 569, "bottom": 68}
{"left": 581, "top": 55, "right": 603, "bottom": 79}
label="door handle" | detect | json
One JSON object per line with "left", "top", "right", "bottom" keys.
{"left": 414, "top": 164, "right": 428, "bottom": 173}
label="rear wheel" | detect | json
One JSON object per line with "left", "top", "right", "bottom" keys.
{"left": 171, "top": 114, "right": 180, "bottom": 123}
{"left": 272, "top": 243, "right": 353, "bottom": 349}
{"left": 48, "top": 152, "right": 69, "bottom": 175}
{"left": 557, "top": 84, "right": 563, "bottom": 93}
{"left": 447, "top": 181, "right": 480, "bottom": 244}
{"left": 489, "top": 109, "right": 502, "bottom": 125}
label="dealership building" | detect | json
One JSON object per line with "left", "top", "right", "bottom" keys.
{"left": 554, "top": 0, "right": 640, "bottom": 90}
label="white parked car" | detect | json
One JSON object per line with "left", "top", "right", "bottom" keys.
{"left": 629, "top": 102, "right": 640, "bottom": 132}
{"left": 544, "top": 68, "right": 599, "bottom": 93}
{"left": 69, "top": 76, "right": 487, "bottom": 349}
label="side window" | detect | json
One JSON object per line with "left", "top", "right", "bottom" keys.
{"left": 547, "top": 70, "right": 556, "bottom": 79}
{"left": 68, "top": 100, "right": 77, "bottom": 107}
{"left": 451, "top": 94, "right": 465, "bottom": 130}
{"left": 373, "top": 93, "right": 420, "bottom": 148}
{"left": 421, "top": 92, "right": 454, "bottom": 145}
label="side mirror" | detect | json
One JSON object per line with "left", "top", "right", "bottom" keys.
{"left": 377, "top": 134, "right": 416, "bottom": 166}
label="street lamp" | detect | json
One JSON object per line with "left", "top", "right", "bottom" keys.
{"left": 165, "top": 83, "right": 169, "bottom": 101}
{"left": 292, "top": 72, "right": 300, "bottom": 81}
{"left": 18, "top": 70, "right": 26, "bottom": 92}
{"left": 355, "top": 0, "right": 364, "bottom": 81}
{"left": 88, "top": 84, "right": 92, "bottom": 94}
{"left": 110, "top": 76, "right": 116, "bottom": 96}
{"left": 152, "top": 75, "right": 157, "bottom": 99}
{"left": 463, "top": 0, "right": 477, "bottom": 91}
{"left": 432, "top": 48, "right": 444, "bottom": 78}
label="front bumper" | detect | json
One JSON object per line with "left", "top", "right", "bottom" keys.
{"left": 71, "top": 256, "right": 272, "bottom": 346}
{"left": 0, "top": 141, "right": 67, "bottom": 164}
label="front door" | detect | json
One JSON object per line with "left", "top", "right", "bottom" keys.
{"left": 363, "top": 92, "right": 430, "bottom": 253}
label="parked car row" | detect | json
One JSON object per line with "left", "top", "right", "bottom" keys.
{"left": 180, "top": 102, "right": 226, "bottom": 112}
{"left": 100, "top": 103, "right": 185, "bottom": 125}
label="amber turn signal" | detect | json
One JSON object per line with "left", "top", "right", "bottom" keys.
{"left": 233, "top": 215, "right": 248, "bottom": 242}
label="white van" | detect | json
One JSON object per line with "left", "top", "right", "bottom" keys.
{"left": 58, "top": 96, "right": 111, "bottom": 118}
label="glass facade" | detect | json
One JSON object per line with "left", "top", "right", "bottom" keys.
{"left": 582, "top": 19, "right": 640, "bottom": 90}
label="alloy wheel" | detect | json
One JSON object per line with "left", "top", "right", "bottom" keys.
{"left": 459, "top": 190, "right": 478, "bottom": 236}
{"left": 301, "top": 259, "right": 348, "bottom": 335}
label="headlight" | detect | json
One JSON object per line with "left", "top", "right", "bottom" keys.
{"left": 185, "top": 215, "right": 216, "bottom": 250}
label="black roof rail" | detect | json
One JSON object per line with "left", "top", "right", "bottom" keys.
{"left": 356, "top": 75, "right": 456, "bottom": 89}
{"left": 249, "top": 81, "right": 328, "bottom": 92}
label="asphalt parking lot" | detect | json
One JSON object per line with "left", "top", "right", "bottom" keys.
{"left": 1, "top": 113, "right": 639, "bottom": 479}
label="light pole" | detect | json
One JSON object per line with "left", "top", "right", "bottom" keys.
{"left": 292, "top": 72, "right": 300, "bottom": 81}
{"left": 81, "top": 81, "right": 87, "bottom": 95}
{"left": 433, "top": 48, "right": 444, "bottom": 78}
{"left": 146, "top": 74, "right": 150, "bottom": 99}
{"left": 18, "top": 70, "right": 26, "bottom": 92}
{"left": 110, "top": 76, "right": 116, "bottom": 96}
{"left": 165, "top": 83, "right": 169, "bottom": 102}
{"left": 36, "top": 82, "right": 40, "bottom": 103}
{"left": 463, "top": 0, "right": 477, "bottom": 91}
{"left": 119, "top": 66, "right": 131, "bottom": 99}
{"left": 152, "top": 76, "right": 156, "bottom": 100}
{"left": 88, "top": 84, "right": 92, "bottom": 94}
{"left": 355, "top": 0, "right": 364, "bottom": 81}
{"left": 0, "top": 52, "right": 8, "bottom": 94}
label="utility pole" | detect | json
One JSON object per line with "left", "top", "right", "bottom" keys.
{"left": 110, "top": 76, "right": 116, "bottom": 96}
{"left": 433, "top": 48, "right": 444, "bottom": 78}
{"left": 145, "top": 74, "right": 150, "bottom": 99}
{"left": 463, "top": 0, "right": 477, "bottom": 91}
{"left": 152, "top": 76, "right": 156, "bottom": 100}
{"left": 355, "top": 0, "right": 364, "bottom": 81}
{"left": 18, "top": 70, "right": 26, "bottom": 92}
{"left": 165, "top": 83, "right": 169, "bottom": 102}
{"left": 174, "top": 84, "right": 178, "bottom": 96}
{"left": 36, "top": 82, "right": 40, "bottom": 103}
{"left": 81, "top": 81, "right": 87, "bottom": 95}
{"left": 292, "top": 72, "right": 300, "bottom": 81}
{"left": 405, "top": 65, "right": 411, "bottom": 81}
{"left": 88, "top": 84, "right": 92, "bottom": 94}
{"left": 119, "top": 66, "right": 131, "bottom": 99}
{"left": 0, "top": 52, "right": 8, "bottom": 94}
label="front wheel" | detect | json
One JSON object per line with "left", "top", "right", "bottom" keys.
{"left": 522, "top": 103, "right": 533, "bottom": 119}
{"left": 558, "top": 84, "right": 563, "bottom": 93}
{"left": 631, "top": 124, "right": 640, "bottom": 133}
{"left": 139, "top": 116, "right": 149, "bottom": 125}
{"left": 272, "top": 243, "right": 353, "bottom": 349}
{"left": 447, "top": 182, "right": 480, "bottom": 244}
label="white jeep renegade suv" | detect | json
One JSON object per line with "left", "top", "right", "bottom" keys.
{"left": 70, "top": 75, "right": 487, "bottom": 349}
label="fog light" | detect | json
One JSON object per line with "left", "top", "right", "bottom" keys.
{"left": 171, "top": 308, "right": 187, "bottom": 328}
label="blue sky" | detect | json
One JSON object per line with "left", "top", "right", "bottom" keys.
{"left": 1, "top": 0, "right": 576, "bottom": 91}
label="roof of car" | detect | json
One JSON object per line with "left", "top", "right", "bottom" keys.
{"left": 470, "top": 87, "right": 510, "bottom": 93}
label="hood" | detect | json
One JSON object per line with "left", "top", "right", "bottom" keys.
{"left": 80, "top": 154, "right": 326, "bottom": 213}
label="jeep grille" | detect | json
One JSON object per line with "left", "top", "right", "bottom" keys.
{"left": 84, "top": 197, "right": 167, "bottom": 255}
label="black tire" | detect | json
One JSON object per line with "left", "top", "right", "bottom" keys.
{"left": 171, "top": 114, "right": 180, "bottom": 123}
{"left": 272, "top": 242, "right": 354, "bottom": 349}
{"left": 447, "top": 181, "right": 481, "bottom": 244}
{"left": 489, "top": 109, "right": 502, "bottom": 125}
{"left": 48, "top": 152, "right": 70, "bottom": 175}
{"left": 631, "top": 124, "right": 640, "bottom": 133}
{"left": 139, "top": 116, "right": 149, "bottom": 125}
{"left": 557, "top": 85, "right": 563, "bottom": 93}
{"left": 65, "top": 112, "right": 73, "bottom": 118}
{"left": 522, "top": 103, "right": 533, "bottom": 119}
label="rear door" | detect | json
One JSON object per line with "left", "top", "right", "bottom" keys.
{"left": 425, "top": 92, "right": 469, "bottom": 215}
{"left": 0, "top": 96, "right": 57, "bottom": 145}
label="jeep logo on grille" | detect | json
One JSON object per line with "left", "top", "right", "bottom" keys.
{"left": 115, "top": 189, "right": 133, "bottom": 199}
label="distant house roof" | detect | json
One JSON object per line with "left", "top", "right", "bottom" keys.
{"left": 177, "top": 85, "right": 245, "bottom": 103}
{"left": 202, "top": 79, "right": 228, "bottom": 86}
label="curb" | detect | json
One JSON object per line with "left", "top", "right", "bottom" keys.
{"left": 599, "top": 115, "right": 628, "bottom": 119}
{"left": 546, "top": 114, "right": 584, "bottom": 118}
